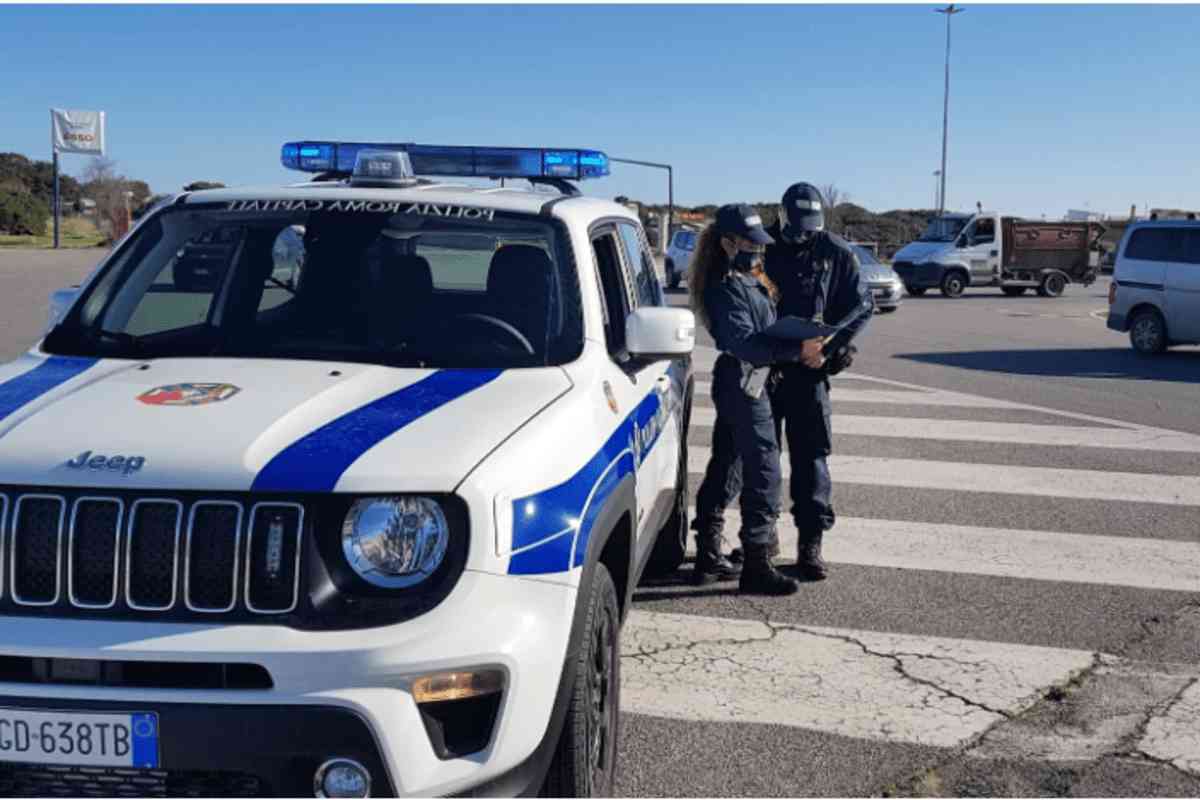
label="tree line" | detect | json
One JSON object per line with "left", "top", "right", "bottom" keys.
{"left": 0, "top": 151, "right": 225, "bottom": 240}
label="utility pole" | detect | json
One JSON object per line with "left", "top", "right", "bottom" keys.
{"left": 610, "top": 157, "right": 673, "bottom": 254}
{"left": 933, "top": 170, "right": 942, "bottom": 211}
{"left": 935, "top": 4, "right": 963, "bottom": 218}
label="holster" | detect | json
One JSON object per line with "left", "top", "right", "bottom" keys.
{"left": 740, "top": 362, "right": 771, "bottom": 399}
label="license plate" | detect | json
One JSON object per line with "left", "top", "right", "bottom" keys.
{"left": 0, "top": 709, "right": 159, "bottom": 768}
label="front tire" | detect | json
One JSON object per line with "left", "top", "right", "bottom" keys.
{"left": 541, "top": 563, "right": 621, "bottom": 798}
{"left": 940, "top": 270, "right": 967, "bottom": 298}
{"left": 1130, "top": 308, "right": 1168, "bottom": 355}
{"left": 666, "top": 260, "right": 680, "bottom": 290}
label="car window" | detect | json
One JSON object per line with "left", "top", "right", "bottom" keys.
{"left": 1182, "top": 230, "right": 1200, "bottom": 266}
{"left": 973, "top": 218, "right": 996, "bottom": 244}
{"left": 618, "top": 222, "right": 662, "bottom": 308}
{"left": 1126, "top": 228, "right": 1184, "bottom": 262}
{"left": 592, "top": 229, "right": 632, "bottom": 355}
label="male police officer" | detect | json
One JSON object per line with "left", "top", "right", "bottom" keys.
{"left": 764, "top": 183, "right": 872, "bottom": 580}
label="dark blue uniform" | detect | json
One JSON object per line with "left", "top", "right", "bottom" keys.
{"left": 693, "top": 272, "right": 794, "bottom": 547}
{"left": 765, "top": 227, "right": 871, "bottom": 538}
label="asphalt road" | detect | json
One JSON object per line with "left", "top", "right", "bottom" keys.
{"left": 1, "top": 250, "right": 1196, "bottom": 797}
{"left": 615, "top": 280, "right": 1199, "bottom": 797}
{"left": 0, "top": 248, "right": 104, "bottom": 361}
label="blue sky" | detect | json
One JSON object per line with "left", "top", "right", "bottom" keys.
{"left": 2, "top": 4, "right": 1197, "bottom": 218}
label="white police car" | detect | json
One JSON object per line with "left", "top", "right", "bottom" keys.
{"left": 0, "top": 142, "right": 696, "bottom": 797}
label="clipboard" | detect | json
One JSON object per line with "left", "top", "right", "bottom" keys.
{"left": 764, "top": 300, "right": 876, "bottom": 342}
{"left": 762, "top": 316, "right": 840, "bottom": 341}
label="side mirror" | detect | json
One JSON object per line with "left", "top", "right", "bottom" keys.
{"left": 46, "top": 287, "right": 81, "bottom": 333}
{"left": 626, "top": 307, "right": 695, "bottom": 361}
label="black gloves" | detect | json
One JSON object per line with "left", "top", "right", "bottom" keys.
{"left": 824, "top": 343, "right": 856, "bottom": 376}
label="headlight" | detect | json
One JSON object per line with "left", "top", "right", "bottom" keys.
{"left": 342, "top": 496, "right": 450, "bottom": 588}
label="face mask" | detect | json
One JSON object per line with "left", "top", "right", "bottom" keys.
{"left": 732, "top": 249, "right": 760, "bottom": 272}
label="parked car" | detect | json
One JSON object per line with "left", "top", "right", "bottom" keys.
{"left": 1107, "top": 220, "right": 1200, "bottom": 354}
{"left": 850, "top": 244, "right": 903, "bottom": 312}
{"left": 665, "top": 228, "right": 699, "bottom": 289}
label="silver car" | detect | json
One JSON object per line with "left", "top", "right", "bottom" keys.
{"left": 852, "top": 244, "right": 904, "bottom": 313}
{"left": 1107, "top": 220, "right": 1200, "bottom": 354}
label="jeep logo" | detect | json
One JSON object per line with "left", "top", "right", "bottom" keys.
{"left": 65, "top": 451, "right": 145, "bottom": 476}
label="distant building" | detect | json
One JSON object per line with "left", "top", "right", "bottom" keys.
{"left": 1066, "top": 209, "right": 1104, "bottom": 222}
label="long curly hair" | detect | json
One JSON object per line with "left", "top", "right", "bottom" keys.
{"left": 688, "top": 224, "right": 778, "bottom": 332}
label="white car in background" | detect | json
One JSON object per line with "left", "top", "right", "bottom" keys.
{"left": 665, "top": 228, "right": 699, "bottom": 289}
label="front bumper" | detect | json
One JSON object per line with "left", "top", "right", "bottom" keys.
{"left": 0, "top": 697, "right": 393, "bottom": 796}
{"left": 893, "top": 262, "right": 945, "bottom": 289}
{"left": 0, "top": 571, "right": 577, "bottom": 797}
{"left": 870, "top": 283, "right": 903, "bottom": 309}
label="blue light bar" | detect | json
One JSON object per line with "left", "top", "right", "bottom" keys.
{"left": 281, "top": 141, "right": 610, "bottom": 180}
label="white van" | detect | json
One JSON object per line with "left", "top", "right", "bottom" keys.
{"left": 1107, "top": 220, "right": 1200, "bottom": 353}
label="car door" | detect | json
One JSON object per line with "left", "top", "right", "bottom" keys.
{"left": 1165, "top": 228, "right": 1200, "bottom": 342}
{"left": 616, "top": 221, "right": 682, "bottom": 542}
{"left": 589, "top": 224, "right": 670, "bottom": 545}
{"left": 958, "top": 219, "right": 995, "bottom": 284}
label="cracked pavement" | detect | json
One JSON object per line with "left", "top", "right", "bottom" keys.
{"left": 622, "top": 609, "right": 1096, "bottom": 749}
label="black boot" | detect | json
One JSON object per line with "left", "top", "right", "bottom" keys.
{"left": 729, "top": 536, "right": 779, "bottom": 566}
{"left": 796, "top": 530, "right": 828, "bottom": 581}
{"left": 738, "top": 544, "right": 799, "bottom": 596}
{"left": 693, "top": 532, "right": 741, "bottom": 585}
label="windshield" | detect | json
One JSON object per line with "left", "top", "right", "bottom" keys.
{"left": 44, "top": 200, "right": 583, "bottom": 368}
{"left": 918, "top": 216, "right": 969, "bottom": 243}
{"left": 851, "top": 245, "right": 880, "bottom": 265}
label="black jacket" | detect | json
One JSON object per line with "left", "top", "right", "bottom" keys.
{"left": 764, "top": 224, "right": 872, "bottom": 354}
{"left": 704, "top": 271, "right": 796, "bottom": 368}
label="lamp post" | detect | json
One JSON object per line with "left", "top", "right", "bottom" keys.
{"left": 935, "top": 4, "right": 963, "bottom": 217}
{"left": 933, "top": 170, "right": 942, "bottom": 211}
{"left": 610, "top": 157, "right": 673, "bottom": 254}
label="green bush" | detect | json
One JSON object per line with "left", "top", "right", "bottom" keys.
{"left": 0, "top": 191, "right": 50, "bottom": 236}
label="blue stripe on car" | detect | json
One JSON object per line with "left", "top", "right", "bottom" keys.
{"left": 252, "top": 369, "right": 503, "bottom": 492}
{"left": 0, "top": 356, "right": 98, "bottom": 425}
{"left": 508, "top": 369, "right": 675, "bottom": 576}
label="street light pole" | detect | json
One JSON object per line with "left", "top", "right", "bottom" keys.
{"left": 935, "top": 4, "right": 963, "bottom": 218}
{"left": 610, "top": 157, "right": 673, "bottom": 253}
{"left": 933, "top": 170, "right": 942, "bottom": 211}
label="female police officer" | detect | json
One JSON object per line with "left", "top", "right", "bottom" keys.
{"left": 689, "top": 205, "right": 816, "bottom": 596}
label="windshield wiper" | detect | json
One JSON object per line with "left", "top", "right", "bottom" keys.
{"left": 93, "top": 329, "right": 144, "bottom": 352}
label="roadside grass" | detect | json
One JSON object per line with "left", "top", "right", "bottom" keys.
{"left": 0, "top": 216, "right": 108, "bottom": 249}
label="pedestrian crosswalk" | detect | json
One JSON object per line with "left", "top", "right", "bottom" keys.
{"left": 624, "top": 344, "right": 1200, "bottom": 778}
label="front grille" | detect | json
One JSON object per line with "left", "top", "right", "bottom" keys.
{"left": 0, "top": 763, "right": 264, "bottom": 797}
{"left": 0, "top": 490, "right": 303, "bottom": 622}
{"left": 0, "top": 655, "right": 272, "bottom": 690}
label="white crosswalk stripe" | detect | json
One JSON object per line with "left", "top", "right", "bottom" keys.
{"left": 696, "top": 381, "right": 1030, "bottom": 409}
{"left": 697, "top": 512, "right": 1200, "bottom": 592}
{"left": 687, "top": 449, "right": 1200, "bottom": 505}
{"left": 626, "top": 357, "right": 1200, "bottom": 774}
{"left": 691, "top": 408, "right": 1200, "bottom": 453}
